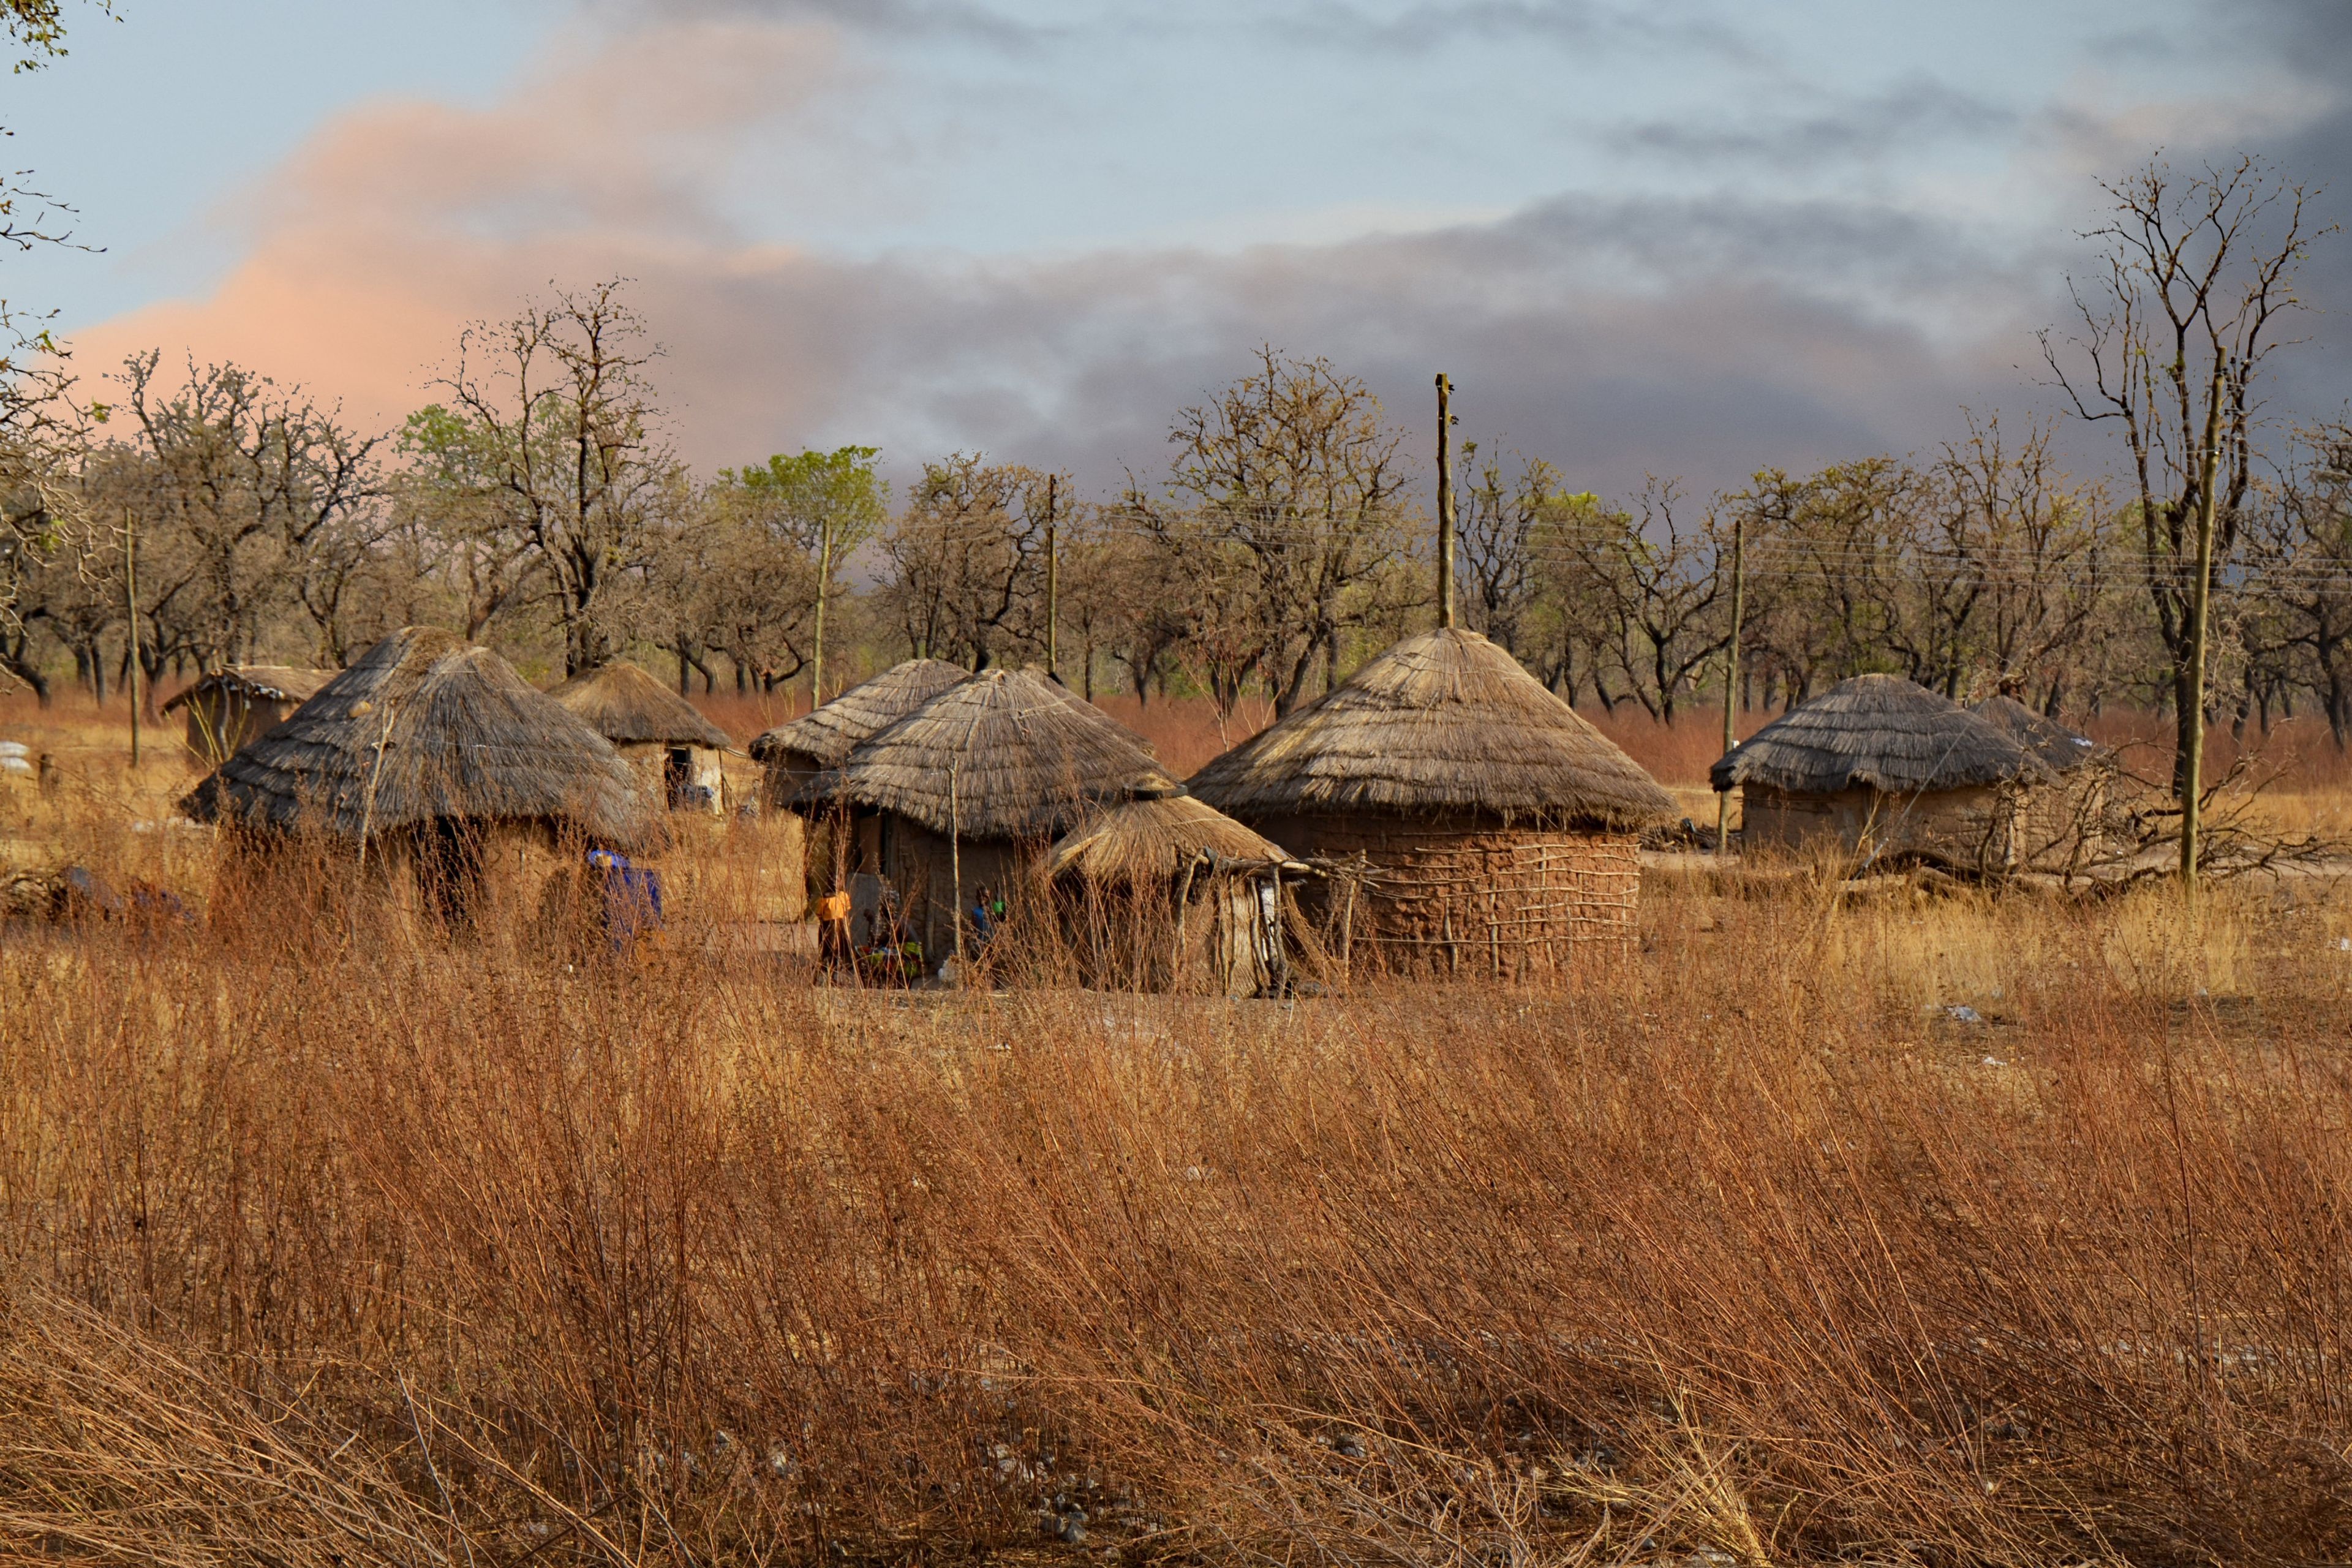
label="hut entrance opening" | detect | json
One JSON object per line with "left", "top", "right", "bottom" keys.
{"left": 664, "top": 747, "right": 694, "bottom": 806}
{"left": 413, "top": 818, "right": 488, "bottom": 929}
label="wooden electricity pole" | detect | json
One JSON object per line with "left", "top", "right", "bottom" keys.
{"left": 1716, "top": 515, "right": 1746, "bottom": 857}
{"left": 1434, "top": 373, "right": 1455, "bottom": 630}
{"left": 1045, "top": 472, "right": 1060, "bottom": 680}
{"left": 124, "top": 509, "right": 141, "bottom": 767}
{"left": 2180, "top": 362, "right": 2227, "bottom": 898}
{"left": 812, "top": 508, "right": 835, "bottom": 712}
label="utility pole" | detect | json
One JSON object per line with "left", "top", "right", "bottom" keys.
{"left": 1716, "top": 515, "right": 1746, "bottom": 858}
{"left": 1434, "top": 373, "right": 1456, "bottom": 630}
{"left": 812, "top": 508, "right": 835, "bottom": 712}
{"left": 124, "top": 509, "right": 141, "bottom": 767}
{"left": 1045, "top": 472, "right": 1060, "bottom": 680}
{"left": 2180, "top": 361, "right": 2227, "bottom": 899}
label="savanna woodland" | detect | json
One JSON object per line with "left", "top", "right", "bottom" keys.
{"left": 8, "top": 4, "right": 2352, "bottom": 1567}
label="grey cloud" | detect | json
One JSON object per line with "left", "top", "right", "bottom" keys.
{"left": 580, "top": 0, "right": 1058, "bottom": 49}
{"left": 1608, "top": 78, "right": 2018, "bottom": 168}
{"left": 1262, "top": 0, "right": 1762, "bottom": 63}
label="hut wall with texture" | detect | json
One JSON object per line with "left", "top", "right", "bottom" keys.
{"left": 1255, "top": 813, "right": 1640, "bottom": 976}
{"left": 612, "top": 740, "right": 726, "bottom": 815}
{"left": 1741, "top": 783, "right": 2026, "bottom": 872}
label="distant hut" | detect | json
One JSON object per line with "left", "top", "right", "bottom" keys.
{"left": 180, "top": 627, "right": 655, "bottom": 921}
{"left": 1970, "top": 695, "right": 2108, "bottom": 870}
{"left": 163, "top": 666, "right": 334, "bottom": 764}
{"left": 1047, "top": 793, "right": 1300, "bottom": 997}
{"left": 747, "top": 658, "right": 968, "bottom": 809}
{"left": 798, "top": 667, "right": 1168, "bottom": 963}
{"left": 1712, "top": 674, "right": 2049, "bottom": 872}
{"left": 1188, "top": 628, "right": 1675, "bottom": 974}
{"left": 548, "top": 660, "right": 733, "bottom": 814}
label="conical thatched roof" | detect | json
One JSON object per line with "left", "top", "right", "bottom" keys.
{"left": 1970, "top": 695, "right": 2100, "bottom": 772}
{"left": 801, "top": 666, "right": 1171, "bottom": 840}
{"left": 1047, "top": 793, "right": 1295, "bottom": 884}
{"left": 162, "top": 665, "right": 335, "bottom": 714}
{"left": 1712, "top": 674, "right": 2049, "bottom": 794}
{"left": 748, "top": 658, "right": 968, "bottom": 767}
{"left": 548, "top": 660, "right": 733, "bottom": 749}
{"left": 1187, "top": 628, "right": 1675, "bottom": 830}
{"left": 180, "top": 627, "right": 655, "bottom": 848}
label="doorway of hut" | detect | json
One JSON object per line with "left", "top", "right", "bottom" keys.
{"left": 414, "top": 817, "right": 487, "bottom": 930}
{"left": 663, "top": 746, "right": 693, "bottom": 809}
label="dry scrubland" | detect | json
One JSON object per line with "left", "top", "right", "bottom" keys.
{"left": 5, "top": 692, "right": 2352, "bottom": 1566}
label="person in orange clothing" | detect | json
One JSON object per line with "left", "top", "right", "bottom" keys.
{"left": 816, "top": 885, "right": 853, "bottom": 971}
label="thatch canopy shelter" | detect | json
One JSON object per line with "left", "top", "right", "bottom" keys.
{"left": 181, "top": 627, "right": 656, "bottom": 919}
{"left": 1712, "top": 674, "right": 2052, "bottom": 871}
{"left": 1189, "top": 628, "right": 1675, "bottom": 973}
{"left": 799, "top": 666, "right": 1169, "bottom": 962}
{"left": 1046, "top": 794, "right": 1299, "bottom": 996}
{"left": 549, "top": 660, "right": 733, "bottom": 814}
{"left": 748, "top": 658, "right": 968, "bottom": 808}
{"left": 164, "top": 666, "right": 334, "bottom": 764}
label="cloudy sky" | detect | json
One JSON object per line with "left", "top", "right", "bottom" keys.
{"left": 8, "top": 0, "right": 2350, "bottom": 500}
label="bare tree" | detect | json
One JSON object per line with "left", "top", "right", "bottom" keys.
{"left": 2041, "top": 155, "right": 2330, "bottom": 790}
{"left": 878, "top": 454, "right": 1058, "bottom": 669}
{"left": 2252, "top": 423, "right": 2352, "bottom": 747}
{"left": 1453, "top": 443, "right": 1562, "bottom": 659}
{"left": 419, "top": 281, "right": 677, "bottom": 674}
{"left": 1132, "top": 349, "right": 1417, "bottom": 716}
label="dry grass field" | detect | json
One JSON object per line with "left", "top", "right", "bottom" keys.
{"left": 4, "top": 688, "right": 2352, "bottom": 1566}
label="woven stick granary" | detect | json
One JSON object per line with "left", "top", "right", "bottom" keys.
{"left": 180, "top": 626, "right": 655, "bottom": 851}
{"left": 1189, "top": 628, "right": 1674, "bottom": 971}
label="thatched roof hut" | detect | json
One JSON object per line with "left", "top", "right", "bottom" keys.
{"left": 750, "top": 659, "right": 969, "bottom": 772}
{"left": 549, "top": 661, "right": 732, "bottom": 749}
{"left": 1713, "top": 674, "right": 2051, "bottom": 870}
{"left": 807, "top": 666, "right": 1169, "bottom": 840}
{"left": 1047, "top": 794, "right": 1300, "bottom": 998}
{"left": 800, "top": 666, "right": 1169, "bottom": 963}
{"left": 549, "top": 660, "right": 732, "bottom": 813}
{"left": 1189, "top": 628, "right": 1675, "bottom": 973}
{"left": 164, "top": 665, "right": 336, "bottom": 764}
{"left": 181, "top": 626, "right": 655, "bottom": 853}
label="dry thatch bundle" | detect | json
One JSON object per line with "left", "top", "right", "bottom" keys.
{"left": 1188, "top": 628, "right": 1674, "bottom": 829}
{"left": 1047, "top": 793, "right": 1295, "bottom": 885}
{"left": 1712, "top": 674, "right": 2048, "bottom": 795}
{"left": 160, "top": 666, "right": 334, "bottom": 714}
{"left": 803, "top": 666, "right": 1170, "bottom": 840}
{"left": 748, "top": 659, "right": 969, "bottom": 768}
{"left": 179, "top": 626, "right": 655, "bottom": 848}
{"left": 548, "top": 661, "right": 733, "bottom": 750}
{"left": 1970, "top": 695, "right": 2100, "bottom": 772}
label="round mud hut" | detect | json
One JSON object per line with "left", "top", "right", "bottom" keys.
{"left": 548, "top": 660, "right": 734, "bottom": 814}
{"left": 797, "top": 666, "right": 1169, "bottom": 965}
{"left": 163, "top": 665, "right": 335, "bottom": 764}
{"left": 180, "top": 627, "right": 656, "bottom": 922}
{"left": 1969, "top": 694, "right": 2108, "bottom": 870}
{"left": 1187, "top": 627, "right": 1676, "bottom": 975}
{"left": 1047, "top": 793, "right": 1301, "bottom": 997}
{"left": 1712, "top": 674, "right": 2050, "bottom": 872}
{"left": 748, "top": 658, "right": 969, "bottom": 809}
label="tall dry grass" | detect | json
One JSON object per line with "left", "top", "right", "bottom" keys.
{"left": 6, "top": 690, "right": 2352, "bottom": 1564}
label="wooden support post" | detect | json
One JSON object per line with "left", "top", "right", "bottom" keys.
{"left": 812, "top": 508, "right": 835, "bottom": 712}
{"left": 1045, "top": 472, "right": 1060, "bottom": 680}
{"left": 1435, "top": 373, "right": 1455, "bottom": 630}
{"left": 2181, "top": 363, "right": 2227, "bottom": 900}
{"left": 1716, "top": 515, "right": 1745, "bottom": 856}
{"left": 124, "top": 509, "right": 141, "bottom": 767}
